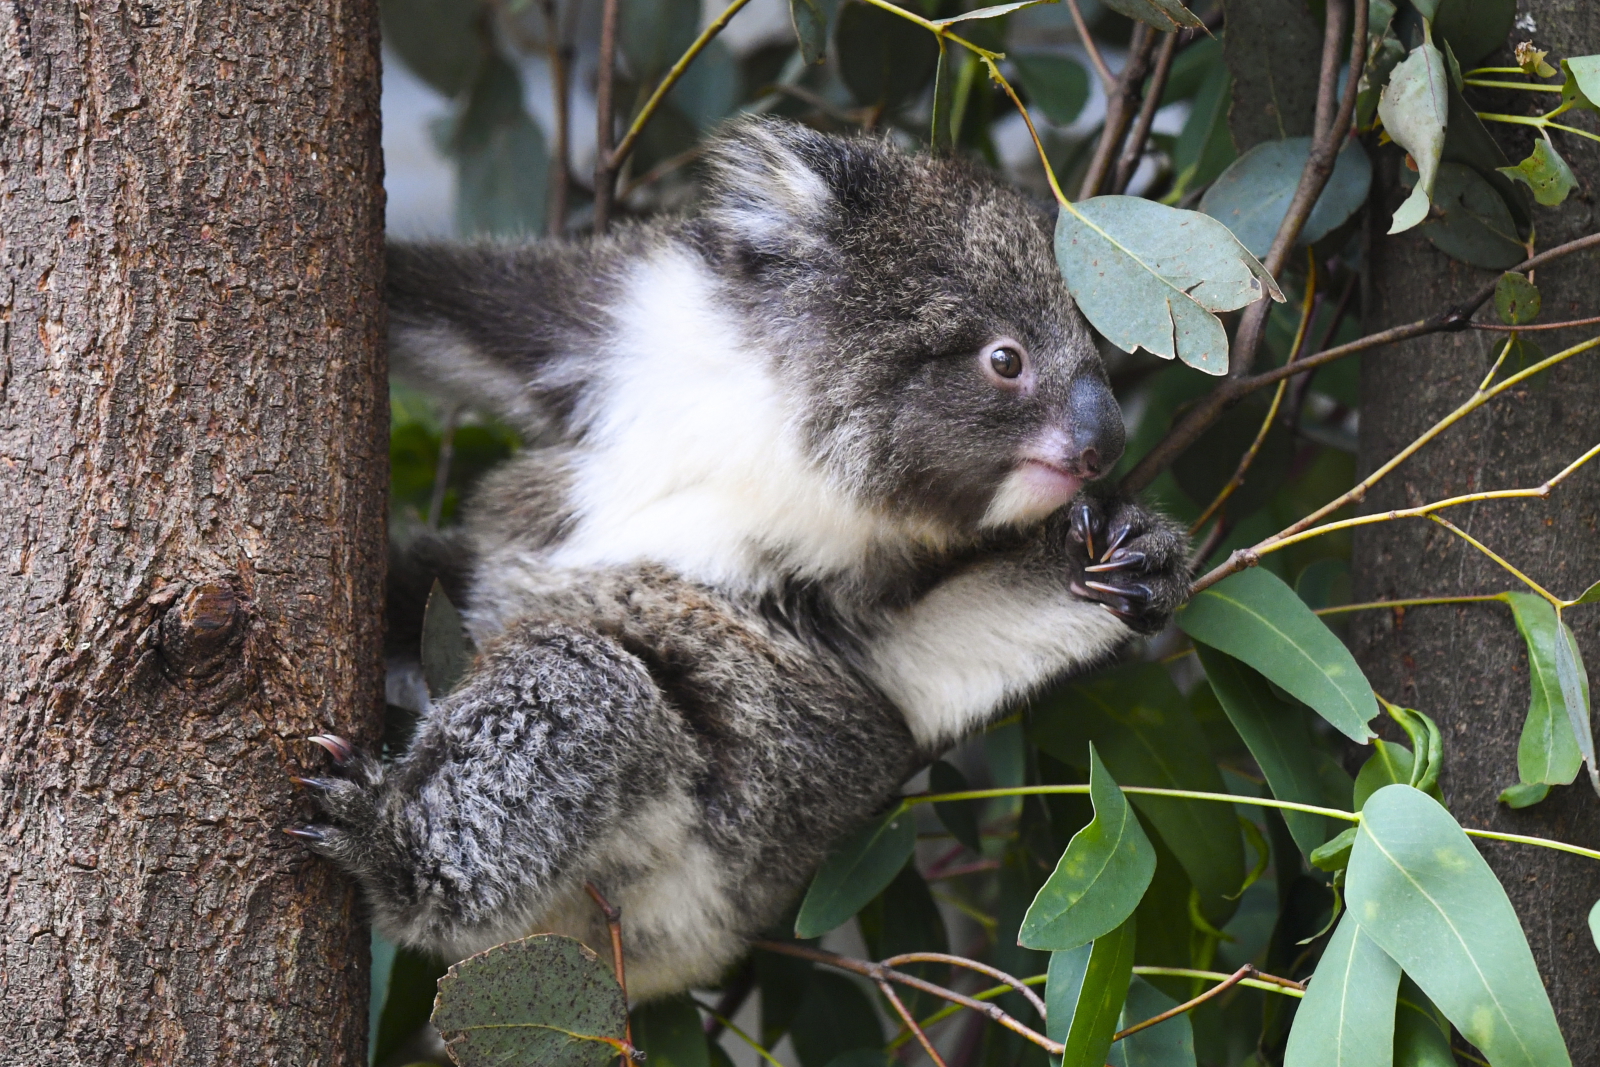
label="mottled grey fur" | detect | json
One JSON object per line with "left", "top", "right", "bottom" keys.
{"left": 300, "top": 118, "right": 1188, "bottom": 998}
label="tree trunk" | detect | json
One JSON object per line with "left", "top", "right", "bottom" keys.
{"left": 1355, "top": 1, "right": 1600, "bottom": 1057}
{"left": 0, "top": 1, "right": 386, "bottom": 1063}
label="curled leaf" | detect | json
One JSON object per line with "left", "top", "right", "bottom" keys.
{"left": 1516, "top": 41, "right": 1557, "bottom": 78}
{"left": 1379, "top": 37, "right": 1450, "bottom": 233}
{"left": 1560, "top": 56, "right": 1600, "bottom": 112}
{"left": 1499, "top": 138, "right": 1578, "bottom": 207}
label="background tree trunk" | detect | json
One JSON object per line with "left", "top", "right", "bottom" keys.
{"left": 0, "top": 1, "right": 385, "bottom": 1063}
{"left": 1356, "top": 0, "right": 1600, "bottom": 1057}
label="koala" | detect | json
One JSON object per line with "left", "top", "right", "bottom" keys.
{"left": 291, "top": 117, "right": 1189, "bottom": 1000}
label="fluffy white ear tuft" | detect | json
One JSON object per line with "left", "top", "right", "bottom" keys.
{"left": 701, "top": 117, "right": 837, "bottom": 252}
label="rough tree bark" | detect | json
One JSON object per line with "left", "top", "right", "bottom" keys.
{"left": 1356, "top": 0, "right": 1600, "bottom": 1057}
{"left": 0, "top": 2, "right": 386, "bottom": 1064}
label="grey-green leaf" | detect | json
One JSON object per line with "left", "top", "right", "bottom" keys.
{"left": 1394, "top": 981, "right": 1456, "bottom": 1067}
{"left": 789, "top": 0, "right": 829, "bottom": 65}
{"left": 1108, "top": 976, "right": 1196, "bottom": 1067}
{"left": 380, "top": 0, "right": 486, "bottom": 98}
{"left": 1504, "top": 592, "right": 1583, "bottom": 788}
{"left": 1354, "top": 740, "right": 1415, "bottom": 811}
{"left": 1379, "top": 38, "right": 1450, "bottom": 233}
{"left": 835, "top": 0, "right": 939, "bottom": 110}
{"left": 1416, "top": 162, "right": 1525, "bottom": 269}
{"left": 422, "top": 580, "right": 475, "bottom": 699}
{"left": 450, "top": 57, "right": 549, "bottom": 239}
{"left": 1046, "top": 917, "right": 1138, "bottom": 1067}
{"left": 1100, "top": 0, "right": 1204, "bottom": 31}
{"left": 936, "top": 0, "right": 1059, "bottom": 24}
{"left": 1200, "top": 138, "right": 1371, "bottom": 258}
{"left": 1560, "top": 56, "right": 1600, "bottom": 113}
{"left": 1012, "top": 52, "right": 1091, "bottom": 126}
{"left": 1433, "top": 0, "right": 1516, "bottom": 68}
{"left": 795, "top": 804, "right": 915, "bottom": 938}
{"left": 1055, "top": 198, "right": 1283, "bottom": 376}
{"left": 1308, "top": 825, "right": 1358, "bottom": 872}
{"left": 620, "top": 0, "right": 700, "bottom": 80}
{"left": 930, "top": 760, "right": 982, "bottom": 854}
{"left": 1499, "top": 138, "right": 1578, "bottom": 207}
{"left": 1348, "top": 785, "right": 1572, "bottom": 1067}
{"left": 632, "top": 995, "right": 711, "bottom": 1067}
{"left": 1552, "top": 618, "right": 1598, "bottom": 796}
{"left": 1178, "top": 568, "right": 1378, "bottom": 744}
{"left": 1196, "top": 646, "right": 1347, "bottom": 854}
{"left": 433, "top": 934, "right": 628, "bottom": 1067}
{"left": 1494, "top": 272, "right": 1541, "bottom": 325}
{"left": 1021, "top": 744, "right": 1156, "bottom": 950}
{"left": 1282, "top": 914, "right": 1400, "bottom": 1067}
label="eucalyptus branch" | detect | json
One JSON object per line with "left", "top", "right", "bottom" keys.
{"left": 1315, "top": 594, "right": 1508, "bottom": 615}
{"left": 1428, "top": 515, "right": 1565, "bottom": 609}
{"left": 592, "top": 0, "right": 622, "bottom": 232}
{"left": 537, "top": 0, "right": 572, "bottom": 235}
{"left": 1122, "top": 233, "right": 1600, "bottom": 494}
{"left": 1065, "top": 0, "right": 1114, "bottom": 89}
{"left": 879, "top": 980, "right": 949, "bottom": 1067}
{"left": 1079, "top": 21, "right": 1159, "bottom": 198}
{"left": 1478, "top": 112, "right": 1600, "bottom": 144}
{"left": 1473, "top": 313, "right": 1600, "bottom": 332}
{"left": 907, "top": 784, "right": 1359, "bottom": 822}
{"left": 1464, "top": 79, "right": 1563, "bottom": 92}
{"left": 1114, "top": 963, "right": 1258, "bottom": 1040}
{"left": 882, "top": 952, "right": 1049, "bottom": 1021}
{"left": 1112, "top": 30, "right": 1180, "bottom": 194}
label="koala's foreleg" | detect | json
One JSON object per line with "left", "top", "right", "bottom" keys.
{"left": 292, "top": 618, "right": 695, "bottom": 954}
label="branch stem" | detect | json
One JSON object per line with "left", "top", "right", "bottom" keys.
{"left": 1066, "top": 0, "right": 1115, "bottom": 88}
{"left": 592, "top": 0, "right": 621, "bottom": 231}
{"left": 1079, "top": 21, "right": 1158, "bottom": 199}
{"left": 1474, "top": 314, "right": 1600, "bottom": 331}
{"left": 1314, "top": 594, "right": 1508, "bottom": 615}
{"left": 1114, "top": 964, "right": 1256, "bottom": 1041}
{"left": 1112, "top": 30, "right": 1180, "bottom": 194}
{"left": 907, "top": 785, "right": 1359, "bottom": 822}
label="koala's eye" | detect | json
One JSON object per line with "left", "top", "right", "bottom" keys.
{"left": 989, "top": 346, "right": 1023, "bottom": 378}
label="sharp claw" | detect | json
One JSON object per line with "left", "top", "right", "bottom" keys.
{"left": 290, "top": 776, "right": 337, "bottom": 791}
{"left": 284, "top": 826, "right": 327, "bottom": 842}
{"left": 1068, "top": 501, "right": 1095, "bottom": 548}
{"left": 308, "top": 734, "right": 354, "bottom": 765}
{"left": 1083, "top": 580, "right": 1127, "bottom": 597}
{"left": 1100, "top": 520, "right": 1137, "bottom": 560}
{"left": 1085, "top": 551, "right": 1146, "bottom": 574}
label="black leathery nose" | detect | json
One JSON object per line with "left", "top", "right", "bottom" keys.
{"left": 1066, "top": 376, "right": 1126, "bottom": 478}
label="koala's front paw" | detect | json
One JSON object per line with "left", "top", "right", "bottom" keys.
{"left": 285, "top": 734, "right": 391, "bottom": 873}
{"left": 1064, "top": 495, "right": 1189, "bottom": 634}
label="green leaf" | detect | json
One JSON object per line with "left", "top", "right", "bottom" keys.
{"left": 1560, "top": 56, "right": 1600, "bottom": 113}
{"left": 1221, "top": 0, "right": 1322, "bottom": 151}
{"left": 1348, "top": 786, "right": 1572, "bottom": 1067}
{"left": 1308, "top": 825, "right": 1358, "bottom": 872}
{"left": 1503, "top": 592, "right": 1583, "bottom": 788}
{"left": 1046, "top": 917, "right": 1139, "bottom": 1067}
{"left": 671, "top": 38, "right": 739, "bottom": 130}
{"left": 1172, "top": 61, "right": 1236, "bottom": 193}
{"left": 1574, "top": 579, "right": 1600, "bottom": 605}
{"left": 1108, "top": 975, "right": 1196, "bottom": 1067}
{"left": 1394, "top": 980, "right": 1456, "bottom": 1067}
{"left": 930, "top": 43, "right": 955, "bottom": 151}
{"left": 1354, "top": 740, "right": 1414, "bottom": 811}
{"left": 1498, "top": 781, "right": 1551, "bottom": 808}
{"left": 930, "top": 760, "right": 982, "bottom": 853}
{"left": 1379, "top": 37, "right": 1450, "bottom": 234}
{"left": 789, "top": 0, "right": 829, "bottom": 64}
{"left": 790, "top": 973, "right": 883, "bottom": 1067}
{"left": 1031, "top": 664, "right": 1246, "bottom": 926}
{"left": 1433, "top": 0, "right": 1516, "bottom": 68}
{"left": 756, "top": 945, "right": 813, "bottom": 1047}
{"left": 1196, "top": 647, "right": 1347, "bottom": 854}
{"left": 1589, "top": 898, "right": 1600, "bottom": 956}
{"left": 1100, "top": 0, "right": 1203, "bottom": 31}
{"left": 433, "top": 934, "right": 628, "bottom": 1067}
{"left": 1494, "top": 271, "right": 1542, "bottom": 325}
{"left": 372, "top": 936, "right": 450, "bottom": 1067}
{"left": 1498, "top": 138, "right": 1578, "bottom": 207}
{"left": 1516, "top": 42, "right": 1557, "bottom": 78}
{"left": 1552, "top": 618, "right": 1598, "bottom": 796}
{"left": 421, "top": 580, "right": 475, "bottom": 699}
{"left": 632, "top": 995, "right": 711, "bottom": 1067}
{"left": 1282, "top": 914, "right": 1401, "bottom": 1067}
{"left": 1414, "top": 163, "right": 1524, "bottom": 267}
{"left": 1199, "top": 138, "right": 1372, "bottom": 259}
{"left": 1382, "top": 704, "right": 1442, "bottom": 797}
{"left": 1021, "top": 745, "right": 1157, "bottom": 950}
{"left": 1055, "top": 198, "right": 1282, "bottom": 376}
{"left": 835, "top": 0, "right": 939, "bottom": 110}
{"left": 379, "top": 0, "right": 486, "bottom": 97}
{"left": 1012, "top": 52, "right": 1090, "bottom": 126}
{"left": 795, "top": 804, "right": 915, "bottom": 938}
{"left": 450, "top": 56, "right": 549, "bottom": 239}
{"left": 1178, "top": 568, "right": 1378, "bottom": 744}
{"left": 620, "top": 0, "right": 700, "bottom": 80}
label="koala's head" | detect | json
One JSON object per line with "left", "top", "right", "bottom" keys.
{"left": 694, "top": 117, "right": 1125, "bottom": 536}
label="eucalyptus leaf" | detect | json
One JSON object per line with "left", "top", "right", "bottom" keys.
{"left": 1503, "top": 592, "right": 1583, "bottom": 789}
{"left": 620, "top": 0, "right": 700, "bottom": 80}
{"left": 790, "top": 973, "right": 883, "bottom": 1067}
{"left": 936, "top": 0, "right": 1058, "bottom": 24}
{"left": 1432, "top": 0, "right": 1516, "bottom": 68}
{"left": 1107, "top": 976, "right": 1197, "bottom": 1067}
{"left": 1575, "top": 579, "right": 1600, "bottom": 605}
{"left": 1379, "top": 37, "right": 1450, "bottom": 234}
{"left": 1172, "top": 61, "right": 1237, "bottom": 194}
{"left": 1394, "top": 982, "right": 1456, "bottom": 1067}
{"left": 1415, "top": 162, "right": 1524, "bottom": 270}
{"left": 1516, "top": 42, "right": 1557, "bottom": 78}
{"left": 422, "top": 580, "right": 475, "bottom": 699}
{"left": 1020, "top": 744, "right": 1157, "bottom": 950}
{"left": 931, "top": 43, "right": 956, "bottom": 151}
{"left": 1552, "top": 619, "right": 1598, "bottom": 796}
{"left": 450, "top": 56, "right": 549, "bottom": 239}
{"left": 1353, "top": 740, "right": 1415, "bottom": 811}
{"left": 1494, "top": 272, "right": 1541, "bottom": 325}
{"left": 1442, "top": 80, "right": 1531, "bottom": 233}
{"left": 1195, "top": 647, "right": 1346, "bottom": 855}
{"left": 1308, "top": 826, "right": 1357, "bottom": 872}
{"left": 835, "top": 0, "right": 939, "bottom": 110}
{"left": 1178, "top": 568, "right": 1378, "bottom": 744}
{"left": 1101, "top": 0, "right": 1204, "bottom": 31}
{"left": 632, "top": 995, "right": 711, "bottom": 1067}
{"left": 1589, "top": 898, "right": 1600, "bottom": 955}
{"left": 1281, "top": 914, "right": 1400, "bottom": 1067}
{"left": 380, "top": 0, "right": 487, "bottom": 97}
{"left": 1498, "top": 781, "right": 1551, "bottom": 808}
{"left": 1200, "top": 138, "right": 1371, "bottom": 259}
{"left": 1046, "top": 917, "right": 1138, "bottom": 1067}
{"left": 671, "top": 38, "right": 739, "bottom": 130}
{"left": 930, "top": 760, "right": 982, "bottom": 853}
{"left": 433, "top": 934, "right": 629, "bottom": 1067}
{"left": 373, "top": 939, "right": 450, "bottom": 1067}
{"left": 1055, "top": 198, "right": 1282, "bottom": 376}
{"left": 1499, "top": 138, "right": 1578, "bottom": 207}
{"left": 1560, "top": 56, "right": 1600, "bottom": 112}
{"left": 1358, "top": 31, "right": 1407, "bottom": 131}
{"left": 790, "top": 0, "right": 830, "bottom": 65}
{"left": 1012, "top": 52, "right": 1091, "bottom": 126}
{"left": 1348, "top": 786, "right": 1572, "bottom": 1067}
{"left": 795, "top": 804, "right": 915, "bottom": 937}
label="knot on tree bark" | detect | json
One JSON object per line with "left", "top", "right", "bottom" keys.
{"left": 158, "top": 579, "right": 248, "bottom": 680}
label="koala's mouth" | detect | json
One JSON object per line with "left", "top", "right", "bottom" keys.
{"left": 982, "top": 460, "right": 1085, "bottom": 527}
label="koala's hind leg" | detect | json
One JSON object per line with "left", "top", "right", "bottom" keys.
{"left": 292, "top": 617, "right": 699, "bottom": 955}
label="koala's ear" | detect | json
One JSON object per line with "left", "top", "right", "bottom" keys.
{"left": 700, "top": 118, "right": 859, "bottom": 254}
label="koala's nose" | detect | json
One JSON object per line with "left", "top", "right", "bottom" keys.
{"left": 1065, "top": 376, "right": 1125, "bottom": 480}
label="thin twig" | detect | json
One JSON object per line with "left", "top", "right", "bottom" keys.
{"left": 1065, "top": 0, "right": 1114, "bottom": 89}
{"left": 699, "top": 1006, "right": 790, "bottom": 1067}
{"left": 924, "top": 859, "right": 1001, "bottom": 880}
{"left": 879, "top": 980, "right": 950, "bottom": 1067}
{"left": 1112, "top": 30, "right": 1179, "bottom": 194}
{"left": 539, "top": 0, "right": 571, "bottom": 235}
{"left": 1314, "top": 594, "right": 1507, "bottom": 615}
{"left": 1079, "top": 21, "right": 1158, "bottom": 199}
{"left": 1474, "top": 313, "right": 1600, "bottom": 331}
{"left": 882, "top": 953, "right": 1048, "bottom": 1021}
{"left": 592, "top": 0, "right": 621, "bottom": 232}
{"left": 1120, "top": 231, "right": 1600, "bottom": 493}
{"left": 1114, "top": 963, "right": 1256, "bottom": 1041}
{"left": 1428, "top": 515, "right": 1564, "bottom": 609}
{"left": 584, "top": 880, "right": 630, "bottom": 1051}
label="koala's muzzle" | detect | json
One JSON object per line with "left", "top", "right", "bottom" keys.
{"left": 1063, "top": 376, "right": 1125, "bottom": 480}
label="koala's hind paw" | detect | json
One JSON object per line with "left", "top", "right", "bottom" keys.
{"left": 1065, "top": 496, "right": 1189, "bottom": 634}
{"left": 284, "top": 736, "right": 391, "bottom": 873}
